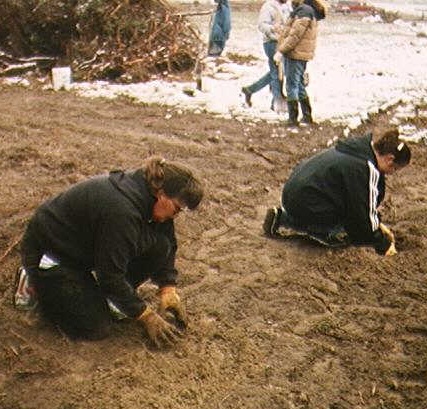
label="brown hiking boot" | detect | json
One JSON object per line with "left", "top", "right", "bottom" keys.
{"left": 241, "top": 87, "right": 252, "bottom": 107}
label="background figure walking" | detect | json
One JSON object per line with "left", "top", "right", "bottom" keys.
{"left": 208, "top": 0, "right": 231, "bottom": 57}
{"left": 241, "top": 0, "right": 290, "bottom": 112}
{"left": 274, "top": 0, "right": 318, "bottom": 126}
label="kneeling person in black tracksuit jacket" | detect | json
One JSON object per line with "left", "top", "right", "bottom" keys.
{"left": 14, "top": 156, "right": 203, "bottom": 347}
{"left": 263, "top": 128, "right": 411, "bottom": 255}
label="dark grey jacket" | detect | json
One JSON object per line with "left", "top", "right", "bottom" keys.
{"left": 24, "top": 169, "right": 178, "bottom": 317}
{"left": 282, "top": 134, "right": 391, "bottom": 254}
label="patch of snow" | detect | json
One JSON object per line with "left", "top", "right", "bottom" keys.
{"left": 69, "top": 6, "right": 427, "bottom": 129}
{"left": 5, "top": 1, "right": 426, "bottom": 133}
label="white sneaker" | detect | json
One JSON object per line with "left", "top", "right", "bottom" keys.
{"left": 107, "top": 299, "right": 128, "bottom": 320}
{"left": 14, "top": 267, "right": 38, "bottom": 310}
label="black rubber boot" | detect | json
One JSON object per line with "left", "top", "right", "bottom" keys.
{"left": 300, "top": 97, "right": 313, "bottom": 124}
{"left": 287, "top": 100, "right": 299, "bottom": 126}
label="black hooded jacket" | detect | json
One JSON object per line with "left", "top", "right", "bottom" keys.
{"left": 24, "top": 169, "right": 178, "bottom": 317}
{"left": 282, "top": 133, "right": 391, "bottom": 254}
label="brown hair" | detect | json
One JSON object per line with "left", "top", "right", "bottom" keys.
{"left": 373, "top": 128, "right": 411, "bottom": 166}
{"left": 144, "top": 156, "right": 203, "bottom": 210}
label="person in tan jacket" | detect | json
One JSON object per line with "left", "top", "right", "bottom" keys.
{"left": 274, "top": 0, "right": 318, "bottom": 126}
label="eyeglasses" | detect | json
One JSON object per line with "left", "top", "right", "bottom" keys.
{"left": 171, "top": 199, "right": 186, "bottom": 214}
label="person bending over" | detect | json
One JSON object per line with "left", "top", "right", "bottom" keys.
{"left": 14, "top": 156, "right": 203, "bottom": 347}
{"left": 263, "top": 129, "right": 411, "bottom": 255}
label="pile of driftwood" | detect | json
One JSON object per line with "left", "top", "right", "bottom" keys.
{"left": 0, "top": 0, "right": 204, "bottom": 82}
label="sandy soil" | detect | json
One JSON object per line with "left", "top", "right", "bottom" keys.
{"left": 1, "top": 80, "right": 427, "bottom": 409}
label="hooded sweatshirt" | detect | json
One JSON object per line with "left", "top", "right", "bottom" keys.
{"left": 282, "top": 133, "right": 391, "bottom": 254}
{"left": 24, "top": 169, "right": 178, "bottom": 317}
{"left": 277, "top": 0, "right": 318, "bottom": 61}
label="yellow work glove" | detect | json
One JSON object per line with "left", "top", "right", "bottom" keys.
{"left": 158, "top": 286, "right": 188, "bottom": 329}
{"left": 385, "top": 241, "right": 397, "bottom": 257}
{"left": 137, "top": 306, "right": 181, "bottom": 348}
{"left": 379, "top": 223, "right": 395, "bottom": 243}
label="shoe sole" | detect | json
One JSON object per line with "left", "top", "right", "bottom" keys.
{"left": 13, "top": 267, "right": 38, "bottom": 310}
{"left": 263, "top": 208, "right": 279, "bottom": 237}
{"left": 275, "top": 228, "right": 349, "bottom": 248}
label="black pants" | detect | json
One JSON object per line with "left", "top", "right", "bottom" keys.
{"left": 277, "top": 205, "right": 350, "bottom": 248}
{"left": 33, "top": 265, "right": 113, "bottom": 340}
{"left": 29, "top": 236, "right": 171, "bottom": 341}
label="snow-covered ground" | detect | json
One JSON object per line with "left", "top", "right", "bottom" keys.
{"left": 371, "top": 0, "right": 427, "bottom": 18}
{"left": 6, "top": 1, "right": 427, "bottom": 130}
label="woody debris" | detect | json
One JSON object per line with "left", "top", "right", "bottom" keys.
{"left": 0, "top": 0, "right": 204, "bottom": 82}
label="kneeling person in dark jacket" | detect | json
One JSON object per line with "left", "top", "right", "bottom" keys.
{"left": 14, "top": 156, "right": 203, "bottom": 347}
{"left": 263, "top": 129, "right": 411, "bottom": 255}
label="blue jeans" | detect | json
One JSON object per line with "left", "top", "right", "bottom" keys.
{"left": 284, "top": 57, "right": 308, "bottom": 101}
{"left": 246, "top": 40, "right": 283, "bottom": 100}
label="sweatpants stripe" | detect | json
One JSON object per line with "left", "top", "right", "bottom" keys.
{"left": 368, "top": 161, "right": 380, "bottom": 231}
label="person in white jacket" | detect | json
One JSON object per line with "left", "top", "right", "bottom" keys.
{"left": 241, "top": 0, "right": 291, "bottom": 112}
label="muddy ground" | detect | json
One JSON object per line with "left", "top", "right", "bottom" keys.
{"left": 0, "top": 81, "right": 427, "bottom": 409}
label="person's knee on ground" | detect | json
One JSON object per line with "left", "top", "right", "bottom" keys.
{"left": 34, "top": 266, "right": 113, "bottom": 340}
